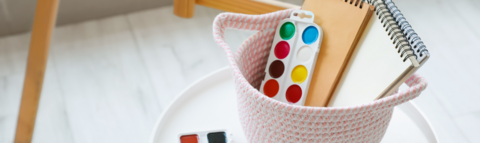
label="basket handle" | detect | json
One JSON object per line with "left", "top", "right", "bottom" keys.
{"left": 375, "top": 73, "right": 428, "bottom": 108}
{"left": 212, "top": 9, "right": 297, "bottom": 66}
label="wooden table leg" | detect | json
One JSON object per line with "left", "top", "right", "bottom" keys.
{"left": 14, "top": 0, "right": 59, "bottom": 143}
{"left": 174, "top": 0, "right": 195, "bottom": 18}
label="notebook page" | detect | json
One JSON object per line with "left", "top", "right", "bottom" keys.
{"left": 328, "top": 13, "right": 414, "bottom": 107}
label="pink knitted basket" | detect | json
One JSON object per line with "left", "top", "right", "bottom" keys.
{"left": 213, "top": 9, "right": 428, "bottom": 143}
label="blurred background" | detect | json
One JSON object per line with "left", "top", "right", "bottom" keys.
{"left": 0, "top": 0, "right": 479, "bottom": 142}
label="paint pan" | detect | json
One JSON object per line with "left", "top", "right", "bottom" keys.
{"left": 179, "top": 130, "right": 230, "bottom": 143}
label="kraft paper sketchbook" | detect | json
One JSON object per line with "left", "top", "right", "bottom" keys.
{"left": 328, "top": 0, "right": 430, "bottom": 107}
{"left": 302, "top": 0, "right": 375, "bottom": 107}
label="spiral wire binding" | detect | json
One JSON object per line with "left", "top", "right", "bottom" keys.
{"left": 343, "top": 0, "right": 366, "bottom": 8}
{"left": 384, "top": 0, "right": 430, "bottom": 64}
{"left": 365, "top": 0, "right": 417, "bottom": 62}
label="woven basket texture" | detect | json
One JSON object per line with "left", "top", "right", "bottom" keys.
{"left": 212, "top": 9, "right": 428, "bottom": 143}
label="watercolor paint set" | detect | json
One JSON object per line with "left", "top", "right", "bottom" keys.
{"left": 179, "top": 130, "right": 231, "bottom": 143}
{"left": 260, "top": 10, "right": 323, "bottom": 105}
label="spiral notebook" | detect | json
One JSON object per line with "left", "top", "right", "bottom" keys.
{"left": 328, "top": 0, "right": 430, "bottom": 107}
{"left": 301, "top": 0, "right": 375, "bottom": 107}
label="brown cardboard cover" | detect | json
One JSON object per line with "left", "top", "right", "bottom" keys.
{"left": 302, "top": 0, "right": 374, "bottom": 107}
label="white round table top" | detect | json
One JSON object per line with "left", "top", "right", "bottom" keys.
{"left": 150, "top": 67, "right": 438, "bottom": 143}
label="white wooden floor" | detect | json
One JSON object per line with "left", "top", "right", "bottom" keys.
{"left": 0, "top": 0, "right": 479, "bottom": 142}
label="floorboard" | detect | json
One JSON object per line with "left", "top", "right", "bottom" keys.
{"left": 48, "top": 15, "right": 159, "bottom": 143}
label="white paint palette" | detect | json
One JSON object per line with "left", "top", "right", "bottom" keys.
{"left": 260, "top": 10, "right": 323, "bottom": 105}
